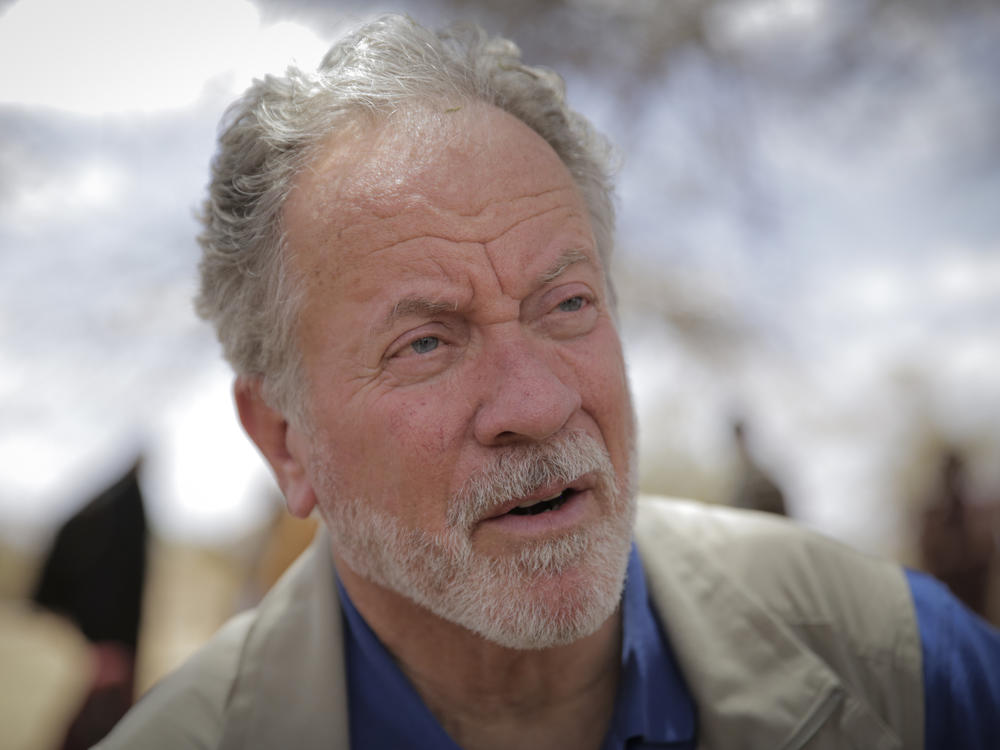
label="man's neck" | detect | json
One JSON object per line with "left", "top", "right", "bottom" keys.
{"left": 335, "top": 555, "right": 622, "bottom": 750}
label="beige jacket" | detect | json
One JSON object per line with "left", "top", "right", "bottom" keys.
{"left": 97, "top": 498, "right": 923, "bottom": 749}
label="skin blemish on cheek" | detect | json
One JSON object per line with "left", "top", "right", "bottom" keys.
{"left": 383, "top": 398, "right": 452, "bottom": 455}
{"left": 434, "top": 423, "right": 450, "bottom": 453}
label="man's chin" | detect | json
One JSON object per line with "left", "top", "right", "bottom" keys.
{"left": 417, "top": 535, "right": 632, "bottom": 650}
{"left": 466, "top": 582, "right": 623, "bottom": 651}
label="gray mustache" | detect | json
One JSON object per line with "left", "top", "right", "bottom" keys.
{"left": 448, "top": 432, "right": 616, "bottom": 529}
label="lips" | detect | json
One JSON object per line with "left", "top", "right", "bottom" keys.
{"left": 508, "top": 489, "right": 575, "bottom": 516}
{"left": 485, "top": 476, "right": 592, "bottom": 521}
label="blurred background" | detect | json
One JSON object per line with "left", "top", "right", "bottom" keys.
{"left": 1, "top": 0, "right": 998, "bottom": 747}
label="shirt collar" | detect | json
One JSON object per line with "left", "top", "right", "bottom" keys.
{"left": 604, "top": 544, "right": 696, "bottom": 748}
{"left": 337, "top": 576, "right": 459, "bottom": 749}
{"left": 337, "top": 542, "right": 696, "bottom": 749}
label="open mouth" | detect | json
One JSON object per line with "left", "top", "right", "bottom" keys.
{"left": 507, "top": 489, "right": 576, "bottom": 516}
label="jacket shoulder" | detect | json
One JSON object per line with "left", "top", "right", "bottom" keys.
{"left": 636, "top": 496, "right": 910, "bottom": 628}
{"left": 94, "top": 610, "right": 254, "bottom": 750}
{"left": 635, "top": 496, "right": 923, "bottom": 748}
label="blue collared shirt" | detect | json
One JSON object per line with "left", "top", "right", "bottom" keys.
{"left": 338, "top": 544, "right": 696, "bottom": 749}
{"left": 337, "top": 548, "right": 1000, "bottom": 749}
{"left": 906, "top": 569, "right": 1000, "bottom": 749}
{"left": 601, "top": 546, "right": 695, "bottom": 748}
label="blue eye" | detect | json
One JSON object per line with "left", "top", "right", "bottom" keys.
{"left": 410, "top": 336, "right": 439, "bottom": 354}
{"left": 558, "top": 296, "right": 585, "bottom": 312}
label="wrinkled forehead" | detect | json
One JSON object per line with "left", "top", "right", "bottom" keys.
{"left": 282, "top": 101, "right": 586, "bottom": 267}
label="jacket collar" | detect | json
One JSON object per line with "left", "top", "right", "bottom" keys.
{"left": 219, "top": 530, "right": 350, "bottom": 750}
{"left": 634, "top": 499, "right": 902, "bottom": 750}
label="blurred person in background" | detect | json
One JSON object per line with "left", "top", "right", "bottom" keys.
{"left": 920, "top": 450, "right": 997, "bottom": 619}
{"left": 98, "top": 14, "right": 1000, "bottom": 750}
{"left": 729, "top": 418, "right": 787, "bottom": 517}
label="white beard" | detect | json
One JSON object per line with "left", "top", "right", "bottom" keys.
{"left": 315, "top": 430, "right": 636, "bottom": 650}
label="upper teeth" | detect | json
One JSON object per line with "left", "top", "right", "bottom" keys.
{"left": 517, "top": 492, "right": 562, "bottom": 509}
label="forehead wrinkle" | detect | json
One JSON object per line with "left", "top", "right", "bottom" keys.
{"left": 327, "top": 197, "right": 585, "bottom": 299}
{"left": 451, "top": 186, "right": 568, "bottom": 221}
{"left": 479, "top": 190, "right": 579, "bottom": 239}
{"left": 342, "top": 188, "right": 576, "bottom": 253}
{"left": 478, "top": 200, "right": 588, "bottom": 293}
{"left": 358, "top": 232, "right": 475, "bottom": 258}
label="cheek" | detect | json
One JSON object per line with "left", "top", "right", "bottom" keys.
{"left": 569, "top": 329, "right": 631, "bottom": 442}
{"left": 384, "top": 395, "right": 453, "bottom": 454}
{"left": 361, "top": 390, "right": 467, "bottom": 490}
{"left": 588, "top": 367, "right": 630, "bottom": 439}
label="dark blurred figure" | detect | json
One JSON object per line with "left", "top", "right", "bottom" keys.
{"left": 730, "top": 418, "right": 787, "bottom": 516}
{"left": 919, "top": 451, "right": 995, "bottom": 618}
{"left": 33, "top": 459, "right": 148, "bottom": 750}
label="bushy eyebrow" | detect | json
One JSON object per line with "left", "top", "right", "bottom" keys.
{"left": 537, "top": 248, "right": 592, "bottom": 284}
{"left": 375, "top": 297, "right": 458, "bottom": 335}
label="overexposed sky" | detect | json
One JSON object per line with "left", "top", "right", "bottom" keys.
{"left": 0, "top": 0, "right": 327, "bottom": 115}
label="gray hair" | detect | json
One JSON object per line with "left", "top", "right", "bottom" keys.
{"left": 195, "top": 13, "right": 617, "bottom": 421}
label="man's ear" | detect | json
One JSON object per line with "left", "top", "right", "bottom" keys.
{"left": 234, "top": 376, "right": 317, "bottom": 518}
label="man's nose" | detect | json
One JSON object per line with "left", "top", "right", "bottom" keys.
{"left": 472, "top": 335, "right": 582, "bottom": 446}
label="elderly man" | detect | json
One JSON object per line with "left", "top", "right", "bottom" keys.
{"left": 100, "top": 14, "right": 998, "bottom": 750}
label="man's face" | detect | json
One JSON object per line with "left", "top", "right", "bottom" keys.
{"left": 282, "top": 103, "right": 636, "bottom": 648}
